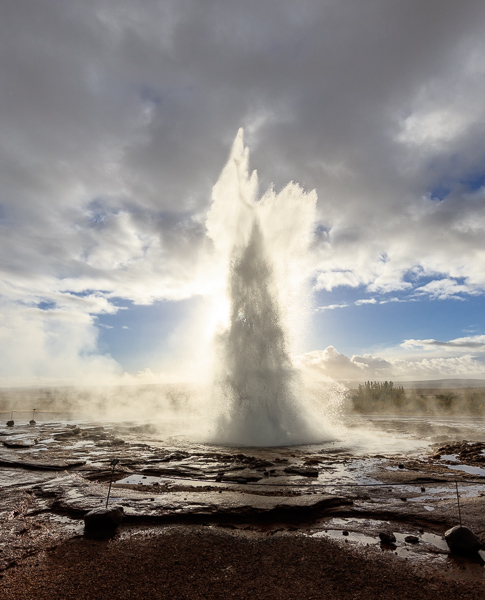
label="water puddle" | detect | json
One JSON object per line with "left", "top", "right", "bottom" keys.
{"left": 117, "top": 474, "right": 166, "bottom": 486}
{"left": 309, "top": 515, "right": 485, "bottom": 575}
{"left": 440, "top": 454, "right": 459, "bottom": 462}
{"left": 447, "top": 464, "right": 485, "bottom": 477}
{"left": 310, "top": 517, "right": 451, "bottom": 561}
{"left": 406, "top": 484, "right": 484, "bottom": 502}
{"left": 313, "top": 529, "right": 376, "bottom": 545}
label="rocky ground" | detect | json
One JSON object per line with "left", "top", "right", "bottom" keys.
{"left": 1, "top": 419, "right": 485, "bottom": 599}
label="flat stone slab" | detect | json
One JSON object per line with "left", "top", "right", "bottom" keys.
{"left": 2, "top": 437, "right": 38, "bottom": 448}
{"left": 0, "top": 456, "right": 86, "bottom": 470}
{"left": 32, "top": 474, "right": 352, "bottom": 521}
{"left": 284, "top": 466, "right": 319, "bottom": 477}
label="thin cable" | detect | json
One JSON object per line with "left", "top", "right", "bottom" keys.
{"left": 128, "top": 474, "right": 485, "bottom": 489}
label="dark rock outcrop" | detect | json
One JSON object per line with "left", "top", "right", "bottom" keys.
{"left": 445, "top": 525, "right": 482, "bottom": 555}
{"left": 284, "top": 466, "right": 319, "bottom": 477}
{"left": 404, "top": 535, "right": 419, "bottom": 544}
{"left": 379, "top": 531, "right": 396, "bottom": 544}
{"left": 433, "top": 441, "right": 485, "bottom": 464}
{"left": 84, "top": 505, "right": 124, "bottom": 537}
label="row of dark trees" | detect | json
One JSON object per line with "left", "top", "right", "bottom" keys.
{"left": 351, "top": 381, "right": 485, "bottom": 414}
{"left": 352, "top": 381, "right": 406, "bottom": 412}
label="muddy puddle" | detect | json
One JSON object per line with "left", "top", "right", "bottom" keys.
{"left": 307, "top": 516, "right": 485, "bottom": 576}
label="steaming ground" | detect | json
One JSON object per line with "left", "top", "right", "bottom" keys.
{"left": 0, "top": 379, "right": 342, "bottom": 446}
{"left": 4, "top": 381, "right": 483, "bottom": 455}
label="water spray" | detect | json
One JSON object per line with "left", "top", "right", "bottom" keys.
{"left": 206, "top": 129, "right": 330, "bottom": 447}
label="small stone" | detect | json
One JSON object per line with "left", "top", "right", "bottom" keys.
{"left": 445, "top": 525, "right": 482, "bottom": 555}
{"left": 404, "top": 535, "right": 419, "bottom": 544}
{"left": 342, "top": 530, "right": 349, "bottom": 536}
{"left": 379, "top": 531, "right": 396, "bottom": 544}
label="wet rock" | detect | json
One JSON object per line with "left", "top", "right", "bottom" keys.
{"left": 0, "top": 457, "right": 85, "bottom": 470}
{"left": 433, "top": 441, "right": 485, "bottom": 465}
{"left": 404, "top": 535, "right": 419, "bottom": 544}
{"left": 159, "top": 451, "right": 188, "bottom": 462}
{"left": 2, "top": 437, "right": 38, "bottom": 448}
{"left": 141, "top": 465, "right": 208, "bottom": 479}
{"left": 38, "top": 473, "right": 352, "bottom": 523}
{"left": 54, "top": 427, "right": 81, "bottom": 439}
{"left": 249, "top": 458, "right": 274, "bottom": 469}
{"left": 105, "top": 438, "right": 125, "bottom": 447}
{"left": 284, "top": 466, "right": 319, "bottom": 477}
{"left": 220, "top": 469, "right": 262, "bottom": 484}
{"left": 445, "top": 525, "right": 483, "bottom": 555}
{"left": 379, "top": 531, "right": 396, "bottom": 544}
{"left": 304, "top": 458, "right": 321, "bottom": 466}
{"left": 261, "top": 469, "right": 280, "bottom": 478}
{"left": 84, "top": 505, "right": 124, "bottom": 537}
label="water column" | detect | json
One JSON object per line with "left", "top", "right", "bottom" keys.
{"left": 206, "top": 130, "right": 325, "bottom": 446}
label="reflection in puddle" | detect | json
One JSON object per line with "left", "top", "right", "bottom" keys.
{"left": 313, "top": 529, "right": 376, "bottom": 545}
{"left": 311, "top": 516, "right": 485, "bottom": 574}
{"left": 117, "top": 474, "right": 165, "bottom": 486}
{"left": 311, "top": 518, "right": 450, "bottom": 560}
{"left": 447, "top": 464, "right": 485, "bottom": 477}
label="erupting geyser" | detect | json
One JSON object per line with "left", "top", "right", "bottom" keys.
{"left": 206, "top": 129, "right": 330, "bottom": 446}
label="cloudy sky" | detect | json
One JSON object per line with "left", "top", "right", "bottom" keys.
{"left": 2, "top": 0, "right": 485, "bottom": 386}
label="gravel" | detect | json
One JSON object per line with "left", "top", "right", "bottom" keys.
{"left": 1, "top": 525, "right": 484, "bottom": 600}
